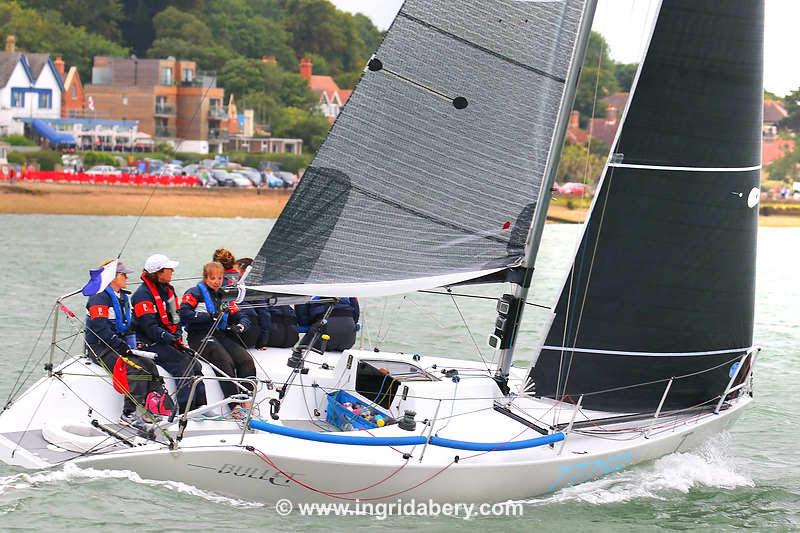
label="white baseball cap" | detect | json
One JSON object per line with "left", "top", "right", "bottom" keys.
{"left": 143, "top": 254, "right": 179, "bottom": 273}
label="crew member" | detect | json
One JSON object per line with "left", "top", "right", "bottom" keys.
{"left": 233, "top": 257, "right": 271, "bottom": 349}
{"left": 295, "top": 297, "right": 360, "bottom": 352}
{"left": 85, "top": 260, "right": 163, "bottom": 428}
{"left": 180, "top": 262, "right": 256, "bottom": 416}
{"left": 132, "top": 254, "right": 206, "bottom": 413}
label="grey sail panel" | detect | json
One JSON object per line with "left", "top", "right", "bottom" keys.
{"left": 249, "top": 0, "right": 586, "bottom": 290}
{"left": 530, "top": 0, "right": 763, "bottom": 411}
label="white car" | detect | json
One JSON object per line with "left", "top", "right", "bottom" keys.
{"left": 85, "top": 165, "right": 121, "bottom": 176}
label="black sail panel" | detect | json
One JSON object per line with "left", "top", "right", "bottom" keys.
{"left": 531, "top": 0, "right": 763, "bottom": 411}
{"left": 249, "top": 1, "right": 587, "bottom": 292}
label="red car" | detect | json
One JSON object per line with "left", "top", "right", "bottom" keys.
{"left": 559, "top": 182, "right": 586, "bottom": 196}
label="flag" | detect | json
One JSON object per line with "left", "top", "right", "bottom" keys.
{"left": 112, "top": 356, "right": 130, "bottom": 395}
{"left": 81, "top": 260, "right": 118, "bottom": 296}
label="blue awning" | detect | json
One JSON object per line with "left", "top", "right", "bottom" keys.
{"left": 30, "top": 119, "right": 76, "bottom": 146}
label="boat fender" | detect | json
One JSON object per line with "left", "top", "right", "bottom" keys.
{"left": 398, "top": 410, "right": 416, "bottom": 432}
{"left": 454, "top": 455, "right": 459, "bottom": 463}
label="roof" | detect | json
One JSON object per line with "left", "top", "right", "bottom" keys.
{"left": 587, "top": 116, "right": 620, "bottom": 147}
{"left": 0, "top": 51, "right": 63, "bottom": 90}
{"left": 18, "top": 117, "right": 138, "bottom": 128}
{"left": 603, "top": 92, "right": 629, "bottom": 118}
{"left": 309, "top": 75, "right": 350, "bottom": 104}
{"left": 0, "top": 51, "right": 22, "bottom": 87}
{"left": 64, "top": 66, "right": 80, "bottom": 90}
{"left": 762, "top": 137, "right": 795, "bottom": 166}
{"left": 764, "top": 99, "right": 788, "bottom": 124}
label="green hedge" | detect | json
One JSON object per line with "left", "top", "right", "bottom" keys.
{"left": 1, "top": 134, "right": 37, "bottom": 147}
{"left": 7, "top": 150, "right": 61, "bottom": 171}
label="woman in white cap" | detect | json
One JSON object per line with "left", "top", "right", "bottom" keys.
{"left": 132, "top": 254, "right": 206, "bottom": 413}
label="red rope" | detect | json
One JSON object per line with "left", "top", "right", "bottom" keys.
{"left": 248, "top": 447, "right": 455, "bottom": 501}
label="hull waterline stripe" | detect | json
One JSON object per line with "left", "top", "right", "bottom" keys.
{"left": 608, "top": 163, "right": 761, "bottom": 173}
{"left": 249, "top": 420, "right": 564, "bottom": 451}
{"left": 541, "top": 345, "right": 753, "bottom": 357}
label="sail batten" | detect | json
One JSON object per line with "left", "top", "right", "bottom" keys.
{"left": 530, "top": 0, "right": 764, "bottom": 412}
{"left": 248, "top": 0, "right": 588, "bottom": 294}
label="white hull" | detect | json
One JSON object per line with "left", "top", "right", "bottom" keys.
{"left": 0, "top": 347, "right": 753, "bottom": 503}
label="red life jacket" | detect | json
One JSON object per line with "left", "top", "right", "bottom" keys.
{"left": 139, "top": 274, "right": 180, "bottom": 335}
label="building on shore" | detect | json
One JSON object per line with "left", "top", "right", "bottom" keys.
{"left": 0, "top": 35, "right": 63, "bottom": 137}
{"left": 84, "top": 56, "right": 229, "bottom": 153}
{"left": 298, "top": 57, "right": 352, "bottom": 123}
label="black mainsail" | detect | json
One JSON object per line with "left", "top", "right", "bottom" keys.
{"left": 530, "top": 0, "right": 764, "bottom": 411}
{"left": 248, "top": 0, "right": 589, "bottom": 297}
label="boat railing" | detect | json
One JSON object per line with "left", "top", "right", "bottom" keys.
{"left": 714, "top": 347, "right": 759, "bottom": 414}
{"left": 176, "top": 376, "right": 259, "bottom": 446}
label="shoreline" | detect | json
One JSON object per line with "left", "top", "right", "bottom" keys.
{"left": 2, "top": 182, "right": 799, "bottom": 227}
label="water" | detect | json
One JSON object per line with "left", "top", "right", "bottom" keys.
{"left": 0, "top": 214, "right": 797, "bottom": 530}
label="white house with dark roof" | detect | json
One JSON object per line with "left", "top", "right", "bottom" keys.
{"left": 0, "top": 36, "right": 63, "bottom": 136}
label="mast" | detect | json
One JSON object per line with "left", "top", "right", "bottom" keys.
{"left": 493, "top": 0, "right": 599, "bottom": 390}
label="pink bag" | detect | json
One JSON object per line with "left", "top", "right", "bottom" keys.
{"left": 145, "top": 390, "right": 175, "bottom": 416}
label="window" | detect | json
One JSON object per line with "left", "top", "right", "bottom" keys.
{"left": 71, "top": 85, "right": 77, "bottom": 98}
{"left": 160, "top": 67, "right": 173, "bottom": 85}
{"left": 284, "top": 143, "right": 294, "bottom": 153}
{"left": 11, "top": 89, "right": 24, "bottom": 108}
{"left": 182, "top": 68, "right": 193, "bottom": 82}
{"left": 122, "top": 95, "right": 128, "bottom": 106}
{"left": 38, "top": 91, "right": 52, "bottom": 109}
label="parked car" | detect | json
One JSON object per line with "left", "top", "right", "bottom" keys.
{"left": 226, "top": 172, "right": 254, "bottom": 188}
{"left": 264, "top": 171, "right": 285, "bottom": 188}
{"left": 274, "top": 171, "right": 296, "bottom": 188}
{"left": 85, "top": 165, "right": 121, "bottom": 176}
{"left": 559, "top": 182, "right": 586, "bottom": 196}
{"left": 238, "top": 167, "right": 263, "bottom": 186}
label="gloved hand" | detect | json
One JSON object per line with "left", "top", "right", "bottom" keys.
{"left": 230, "top": 323, "right": 246, "bottom": 335}
{"left": 123, "top": 346, "right": 135, "bottom": 358}
{"left": 159, "top": 330, "right": 177, "bottom": 344}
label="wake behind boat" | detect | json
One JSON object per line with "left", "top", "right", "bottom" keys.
{"left": 0, "top": 0, "right": 763, "bottom": 504}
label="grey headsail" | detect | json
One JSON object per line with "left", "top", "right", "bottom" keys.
{"left": 248, "top": 0, "right": 588, "bottom": 297}
{"left": 530, "top": 0, "right": 764, "bottom": 411}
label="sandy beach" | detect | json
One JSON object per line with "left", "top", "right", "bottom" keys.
{"left": 1, "top": 182, "right": 797, "bottom": 227}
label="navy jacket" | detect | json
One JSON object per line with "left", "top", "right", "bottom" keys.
{"left": 296, "top": 297, "right": 360, "bottom": 327}
{"left": 86, "top": 288, "right": 132, "bottom": 354}
{"left": 132, "top": 280, "right": 181, "bottom": 346}
{"left": 179, "top": 283, "right": 250, "bottom": 334}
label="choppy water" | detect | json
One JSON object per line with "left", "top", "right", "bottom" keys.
{"left": 0, "top": 215, "right": 797, "bottom": 531}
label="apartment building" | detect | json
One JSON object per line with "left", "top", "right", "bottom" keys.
{"left": 84, "top": 56, "right": 227, "bottom": 152}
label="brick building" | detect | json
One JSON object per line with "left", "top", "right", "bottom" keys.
{"left": 84, "top": 57, "right": 227, "bottom": 152}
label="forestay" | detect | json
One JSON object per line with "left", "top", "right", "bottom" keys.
{"left": 531, "top": 0, "right": 764, "bottom": 411}
{"left": 248, "top": 0, "right": 587, "bottom": 297}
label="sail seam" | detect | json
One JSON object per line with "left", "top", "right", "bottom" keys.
{"left": 608, "top": 163, "right": 761, "bottom": 172}
{"left": 398, "top": 12, "right": 566, "bottom": 84}
{"left": 541, "top": 345, "right": 753, "bottom": 357}
{"left": 326, "top": 169, "right": 513, "bottom": 246}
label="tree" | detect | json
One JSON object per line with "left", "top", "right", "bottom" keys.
{"left": 0, "top": 1, "right": 127, "bottom": 80}
{"left": 218, "top": 58, "right": 272, "bottom": 97}
{"left": 283, "top": 0, "right": 369, "bottom": 74}
{"left": 205, "top": 0, "right": 296, "bottom": 68}
{"left": 556, "top": 142, "right": 606, "bottom": 184}
{"left": 272, "top": 107, "right": 330, "bottom": 151}
{"left": 614, "top": 63, "right": 637, "bottom": 92}
{"left": 573, "top": 32, "right": 619, "bottom": 127}
{"left": 352, "top": 13, "right": 383, "bottom": 53}
{"left": 780, "top": 87, "right": 800, "bottom": 131}
{"left": 19, "top": 0, "right": 124, "bottom": 41}
{"left": 335, "top": 71, "right": 362, "bottom": 90}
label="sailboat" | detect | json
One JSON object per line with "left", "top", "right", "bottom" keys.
{"left": 0, "top": 0, "right": 763, "bottom": 504}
